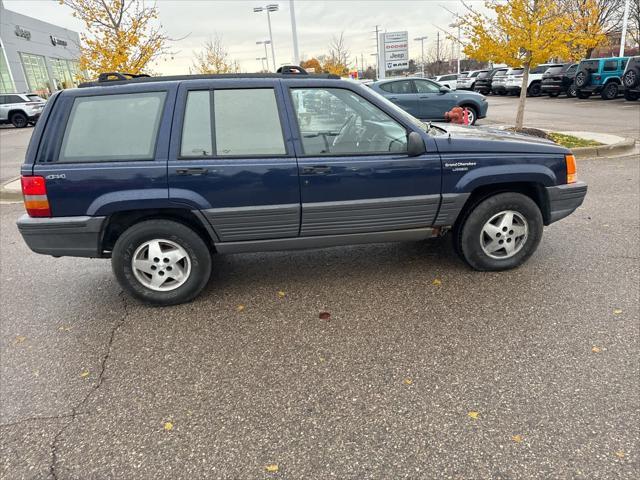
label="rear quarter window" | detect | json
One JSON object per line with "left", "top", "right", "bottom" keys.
{"left": 603, "top": 60, "right": 617, "bottom": 72}
{"left": 59, "top": 91, "right": 166, "bottom": 163}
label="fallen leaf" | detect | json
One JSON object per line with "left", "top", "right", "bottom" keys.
{"left": 277, "top": 291, "right": 286, "bottom": 298}
{"left": 265, "top": 464, "right": 279, "bottom": 473}
{"left": 432, "top": 278, "right": 442, "bottom": 286}
{"left": 468, "top": 411, "right": 480, "bottom": 420}
{"left": 613, "top": 308, "right": 623, "bottom": 315}
{"left": 615, "top": 450, "right": 625, "bottom": 459}
{"left": 236, "top": 304, "right": 245, "bottom": 312}
{"left": 14, "top": 335, "right": 26, "bottom": 345}
{"left": 318, "top": 356, "right": 326, "bottom": 363}
{"left": 512, "top": 434, "right": 523, "bottom": 443}
{"left": 164, "top": 421, "right": 173, "bottom": 431}
{"left": 403, "top": 378, "right": 413, "bottom": 385}
{"left": 319, "top": 311, "right": 331, "bottom": 320}
{"left": 592, "top": 346, "right": 602, "bottom": 353}
{"left": 58, "top": 325, "right": 72, "bottom": 331}
{"left": 80, "top": 369, "right": 90, "bottom": 378}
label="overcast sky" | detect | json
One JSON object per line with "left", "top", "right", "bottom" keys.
{"left": 4, "top": 0, "right": 482, "bottom": 74}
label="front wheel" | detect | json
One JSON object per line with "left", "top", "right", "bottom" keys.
{"left": 112, "top": 220, "right": 212, "bottom": 306}
{"left": 528, "top": 83, "right": 542, "bottom": 97}
{"left": 454, "top": 193, "right": 543, "bottom": 271}
{"left": 600, "top": 82, "right": 619, "bottom": 100}
{"left": 566, "top": 84, "right": 577, "bottom": 98}
{"left": 10, "top": 112, "right": 28, "bottom": 128}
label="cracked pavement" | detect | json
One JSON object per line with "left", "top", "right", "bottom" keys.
{"left": 1, "top": 154, "right": 639, "bottom": 479}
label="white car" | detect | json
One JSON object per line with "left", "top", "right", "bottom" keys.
{"left": 434, "top": 74, "right": 458, "bottom": 90}
{"left": 0, "top": 93, "right": 46, "bottom": 128}
{"left": 457, "top": 70, "right": 488, "bottom": 90}
{"left": 504, "top": 63, "right": 563, "bottom": 97}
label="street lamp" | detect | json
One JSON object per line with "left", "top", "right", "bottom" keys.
{"left": 449, "top": 21, "right": 461, "bottom": 74}
{"left": 414, "top": 36, "right": 427, "bottom": 77}
{"left": 253, "top": 4, "right": 279, "bottom": 71}
{"left": 256, "top": 56, "right": 267, "bottom": 71}
{"left": 256, "top": 40, "right": 271, "bottom": 71}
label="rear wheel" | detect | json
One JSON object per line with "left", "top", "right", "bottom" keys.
{"left": 624, "top": 90, "right": 639, "bottom": 101}
{"left": 454, "top": 193, "right": 543, "bottom": 271}
{"left": 528, "top": 82, "right": 542, "bottom": 97}
{"left": 600, "top": 82, "right": 619, "bottom": 100}
{"left": 10, "top": 112, "right": 28, "bottom": 128}
{"left": 112, "top": 220, "right": 212, "bottom": 306}
{"left": 566, "top": 84, "right": 577, "bottom": 98}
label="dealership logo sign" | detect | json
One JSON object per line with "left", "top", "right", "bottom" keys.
{"left": 382, "top": 31, "right": 409, "bottom": 72}
{"left": 14, "top": 25, "right": 31, "bottom": 41}
{"left": 50, "top": 36, "right": 68, "bottom": 47}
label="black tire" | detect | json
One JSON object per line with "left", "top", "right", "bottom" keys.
{"left": 600, "top": 82, "right": 619, "bottom": 100}
{"left": 622, "top": 68, "right": 638, "bottom": 89}
{"left": 454, "top": 192, "right": 543, "bottom": 271}
{"left": 566, "top": 84, "right": 577, "bottom": 98}
{"left": 112, "top": 219, "right": 212, "bottom": 306}
{"left": 624, "top": 90, "right": 640, "bottom": 101}
{"left": 528, "top": 82, "right": 542, "bottom": 97}
{"left": 498, "top": 90, "right": 507, "bottom": 96}
{"left": 548, "top": 92, "right": 560, "bottom": 97}
{"left": 576, "top": 90, "right": 591, "bottom": 99}
{"left": 10, "top": 112, "right": 28, "bottom": 128}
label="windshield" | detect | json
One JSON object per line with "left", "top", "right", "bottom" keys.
{"left": 508, "top": 68, "right": 524, "bottom": 75}
{"left": 545, "top": 66, "right": 564, "bottom": 75}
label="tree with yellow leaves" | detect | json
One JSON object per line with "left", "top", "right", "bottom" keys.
{"left": 61, "top": 0, "right": 168, "bottom": 80}
{"left": 191, "top": 36, "right": 241, "bottom": 74}
{"left": 459, "top": 0, "right": 604, "bottom": 129}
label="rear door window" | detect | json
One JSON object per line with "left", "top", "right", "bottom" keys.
{"left": 59, "top": 91, "right": 166, "bottom": 163}
{"left": 379, "top": 80, "right": 414, "bottom": 94}
{"left": 603, "top": 60, "right": 617, "bottom": 72}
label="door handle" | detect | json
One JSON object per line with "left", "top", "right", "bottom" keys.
{"left": 303, "top": 165, "right": 332, "bottom": 175}
{"left": 388, "top": 96, "right": 398, "bottom": 100}
{"left": 176, "top": 167, "right": 208, "bottom": 176}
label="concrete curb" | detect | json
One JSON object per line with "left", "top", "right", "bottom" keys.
{"left": 571, "top": 138, "right": 637, "bottom": 159}
{"left": 0, "top": 177, "right": 22, "bottom": 202}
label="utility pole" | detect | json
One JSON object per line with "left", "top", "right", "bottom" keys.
{"left": 436, "top": 31, "right": 440, "bottom": 73}
{"left": 374, "top": 25, "right": 381, "bottom": 79}
{"left": 361, "top": 52, "right": 365, "bottom": 76}
{"left": 289, "top": 0, "right": 300, "bottom": 64}
{"left": 620, "top": 0, "right": 630, "bottom": 57}
{"left": 414, "top": 36, "right": 427, "bottom": 77}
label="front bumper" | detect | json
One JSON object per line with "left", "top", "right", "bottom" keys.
{"left": 545, "top": 181, "right": 587, "bottom": 224}
{"left": 17, "top": 215, "right": 106, "bottom": 257}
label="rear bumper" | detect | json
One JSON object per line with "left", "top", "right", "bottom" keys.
{"left": 541, "top": 83, "right": 562, "bottom": 92}
{"left": 577, "top": 85, "right": 602, "bottom": 93}
{"left": 17, "top": 214, "right": 106, "bottom": 257}
{"left": 505, "top": 85, "right": 521, "bottom": 93}
{"left": 545, "top": 181, "right": 587, "bottom": 224}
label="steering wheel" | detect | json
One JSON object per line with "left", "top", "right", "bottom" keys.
{"left": 332, "top": 114, "right": 358, "bottom": 149}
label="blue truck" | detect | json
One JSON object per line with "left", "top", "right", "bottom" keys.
{"left": 17, "top": 71, "right": 587, "bottom": 305}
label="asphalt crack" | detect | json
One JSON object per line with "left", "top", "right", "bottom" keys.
{"left": 46, "top": 291, "right": 130, "bottom": 480}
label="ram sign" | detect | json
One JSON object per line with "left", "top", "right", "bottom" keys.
{"left": 381, "top": 31, "right": 409, "bottom": 72}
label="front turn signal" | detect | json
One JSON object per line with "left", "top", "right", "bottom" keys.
{"left": 565, "top": 154, "right": 577, "bottom": 184}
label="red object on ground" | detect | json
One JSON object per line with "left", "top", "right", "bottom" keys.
{"left": 444, "top": 106, "right": 465, "bottom": 124}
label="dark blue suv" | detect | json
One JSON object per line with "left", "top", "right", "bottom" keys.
{"left": 17, "top": 72, "right": 587, "bottom": 305}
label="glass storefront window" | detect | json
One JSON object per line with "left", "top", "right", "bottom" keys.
{"left": 20, "top": 52, "right": 51, "bottom": 96}
{"left": 49, "top": 58, "right": 81, "bottom": 90}
{"left": 0, "top": 47, "right": 15, "bottom": 93}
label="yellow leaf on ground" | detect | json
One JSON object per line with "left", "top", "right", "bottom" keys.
{"left": 432, "top": 278, "right": 442, "bottom": 286}
{"left": 58, "top": 325, "right": 72, "bottom": 331}
{"left": 403, "top": 378, "right": 413, "bottom": 385}
{"left": 592, "top": 346, "right": 602, "bottom": 353}
{"left": 512, "top": 434, "right": 523, "bottom": 443}
{"left": 164, "top": 421, "right": 173, "bottom": 431}
{"left": 277, "top": 291, "right": 286, "bottom": 298}
{"left": 613, "top": 309, "right": 623, "bottom": 315}
{"left": 80, "top": 369, "right": 90, "bottom": 378}
{"left": 14, "top": 335, "right": 26, "bottom": 344}
{"left": 265, "top": 464, "right": 279, "bottom": 473}
{"left": 236, "top": 304, "right": 245, "bottom": 312}
{"left": 615, "top": 450, "right": 625, "bottom": 459}
{"left": 468, "top": 411, "right": 480, "bottom": 419}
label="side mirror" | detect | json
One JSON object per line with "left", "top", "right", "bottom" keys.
{"left": 407, "top": 131, "right": 426, "bottom": 157}
{"left": 439, "top": 86, "right": 450, "bottom": 94}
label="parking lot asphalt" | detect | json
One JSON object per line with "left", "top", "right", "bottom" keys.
{"left": 1, "top": 151, "right": 638, "bottom": 478}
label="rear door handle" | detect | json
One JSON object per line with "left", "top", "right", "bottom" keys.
{"left": 303, "top": 165, "right": 332, "bottom": 175}
{"left": 176, "top": 167, "right": 208, "bottom": 176}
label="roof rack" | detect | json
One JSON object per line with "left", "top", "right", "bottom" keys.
{"left": 79, "top": 68, "right": 339, "bottom": 88}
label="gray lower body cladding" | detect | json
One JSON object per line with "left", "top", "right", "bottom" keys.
{"left": 546, "top": 181, "right": 587, "bottom": 224}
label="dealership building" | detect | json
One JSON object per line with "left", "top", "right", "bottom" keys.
{"left": 0, "top": 0, "right": 81, "bottom": 95}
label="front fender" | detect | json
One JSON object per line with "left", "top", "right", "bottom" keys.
{"left": 454, "top": 164, "right": 558, "bottom": 193}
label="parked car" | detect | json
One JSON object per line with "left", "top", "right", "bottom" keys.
{"left": 17, "top": 71, "right": 586, "bottom": 306}
{"left": 621, "top": 56, "right": 640, "bottom": 101}
{"left": 505, "top": 64, "right": 563, "bottom": 97}
{"left": 490, "top": 69, "right": 509, "bottom": 95}
{"left": 574, "top": 57, "right": 629, "bottom": 100}
{"left": 457, "top": 70, "right": 488, "bottom": 90}
{"left": 474, "top": 68, "right": 508, "bottom": 95}
{"left": 0, "top": 93, "right": 46, "bottom": 128}
{"left": 369, "top": 77, "right": 488, "bottom": 124}
{"left": 541, "top": 63, "right": 578, "bottom": 97}
{"left": 434, "top": 73, "right": 458, "bottom": 90}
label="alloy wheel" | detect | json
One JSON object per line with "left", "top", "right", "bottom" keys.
{"left": 480, "top": 210, "right": 529, "bottom": 259}
{"left": 132, "top": 239, "right": 191, "bottom": 291}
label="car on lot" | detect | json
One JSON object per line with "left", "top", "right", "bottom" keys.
{"left": 505, "top": 64, "right": 563, "bottom": 97}
{"left": 17, "top": 71, "right": 587, "bottom": 306}
{"left": 0, "top": 93, "right": 46, "bottom": 128}
{"left": 474, "top": 68, "right": 508, "bottom": 95}
{"left": 575, "top": 57, "right": 629, "bottom": 100}
{"left": 433, "top": 73, "right": 458, "bottom": 90}
{"left": 621, "top": 56, "right": 640, "bottom": 101}
{"left": 456, "top": 70, "right": 487, "bottom": 90}
{"left": 541, "top": 63, "right": 578, "bottom": 97}
{"left": 490, "top": 69, "right": 509, "bottom": 95}
{"left": 369, "top": 77, "right": 488, "bottom": 125}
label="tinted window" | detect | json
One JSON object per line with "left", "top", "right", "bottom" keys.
{"left": 181, "top": 90, "right": 212, "bottom": 157}
{"left": 60, "top": 91, "right": 166, "bottom": 163}
{"left": 567, "top": 64, "right": 578, "bottom": 73}
{"left": 509, "top": 68, "right": 524, "bottom": 75}
{"left": 0, "top": 96, "right": 6, "bottom": 104}
{"left": 5, "top": 95, "right": 24, "bottom": 103}
{"left": 442, "top": 74, "right": 457, "bottom": 80}
{"left": 469, "top": 71, "right": 482, "bottom": 78}
{"left": 291, "top": 87, "right": 407, "bottom": 155}
{"left": 414, "top": 79, "right": 440, "bottom": 93}
{"left": 379, "top": 80, "right": 414, "bottom": 94}
{"left": 477, "top": 72, "right": 489, "bottom": 79}
{"left": 214, "top": 89, "right": 285, "bottom": 156}
{"left": 26, "top": 94, "right": 45, "bottom": 102}
{"left": 545, "top": 66, "right": 564, "bottom": 75}
{"left": 603, "top": 60, "right": 617, "bottom": 71}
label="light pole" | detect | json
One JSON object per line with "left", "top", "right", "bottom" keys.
{"left": 256, "top": 40, "right": 271, "bottom": 71}
{"left": 414, "top": 35, "right": 427, "bottom": 77}
{"left": 620, "top": 0, "right": 630, "bottom": 57}
{"left": 256, "top": 56, "right": 267, "bottom": 71}
{"left": 254, "top": 4, "right": 279, "bottom": 71}
{"left": 289, "top": 0, "right": 299, "bottom": 65}
{"left": 449, "top": 21, "right": 461, "bottom": 74}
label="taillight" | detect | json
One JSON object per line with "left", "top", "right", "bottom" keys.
{"left": 565, "top": 154, "right": 577, "bottom": 184}
{"left": 21, "top": 176, "right": 51, "bottom": 217}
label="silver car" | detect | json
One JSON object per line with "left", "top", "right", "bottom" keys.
{"left": 0, "top": 93, "right": 47, "bottom": 128}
